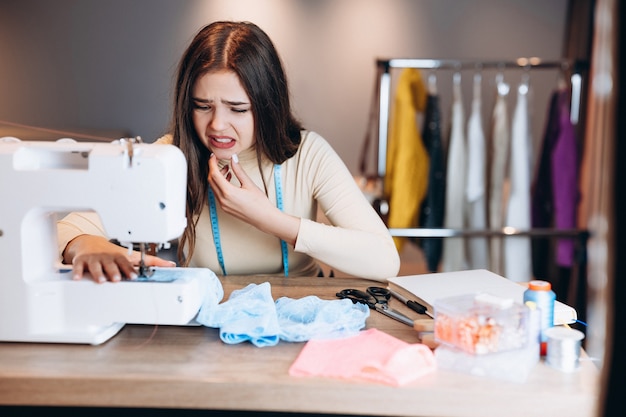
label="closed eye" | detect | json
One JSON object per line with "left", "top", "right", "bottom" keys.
{"left": 192, "top": 100, "right": 211, "bottom": 111}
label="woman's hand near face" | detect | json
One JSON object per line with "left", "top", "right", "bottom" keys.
{"left": 63, "top": 235, "right": 176, "bottom": 283}
{"left": 208, "top": 154, "right": 300, "bottom": 246}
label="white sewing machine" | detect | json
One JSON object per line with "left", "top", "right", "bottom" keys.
{"left": 0, "top": 138, "right": 213, "bottom": 345}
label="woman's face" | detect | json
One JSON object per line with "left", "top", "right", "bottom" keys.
{"left": 192, "top": 70, "right": 255, "bottom": 159}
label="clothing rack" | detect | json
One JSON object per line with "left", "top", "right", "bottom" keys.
{"left": 373, "top": 57, "right": 590, "bottom": 254}
{"left": 375, "top": 57, "right": 589, "bottom": 179}
{"left": 374, "top": 57, "right": 589, "bottom": 238}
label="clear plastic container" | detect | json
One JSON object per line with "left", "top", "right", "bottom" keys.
{"left": 434, "top": 293, "right": 531, "bottom": 355}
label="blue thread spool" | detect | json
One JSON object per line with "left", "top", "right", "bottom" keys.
{"left": 523, "top": 280, "right": 555, "bottom": 356}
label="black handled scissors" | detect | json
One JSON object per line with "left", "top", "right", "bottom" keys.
{"left": 336, "top": 286, "right": 414, "bottom": 327}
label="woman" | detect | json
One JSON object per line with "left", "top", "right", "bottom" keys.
{"left": 58, "top": 21, "right": 399, "bottom": 282}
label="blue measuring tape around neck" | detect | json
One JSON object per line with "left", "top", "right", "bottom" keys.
{"left": 208, "top": 163, "right": 289, "bottom": 276}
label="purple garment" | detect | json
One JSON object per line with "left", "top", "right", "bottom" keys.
{"left": 551, "top": 90, "right": 580, "bottom": 266}
{"left": 531, "top": 89, "right": 579, "bottom": 268}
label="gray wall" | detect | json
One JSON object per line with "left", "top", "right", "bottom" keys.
{"left": 0, "top": 0, "right": 568, "bottom": 174}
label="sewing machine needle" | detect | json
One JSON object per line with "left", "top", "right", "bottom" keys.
{"left": 138, "top": 242, "right": 153, "bottom": 278}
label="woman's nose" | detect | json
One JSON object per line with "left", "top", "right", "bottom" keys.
{"left": 209, "top": 109, "right": 228, "bottom": 131}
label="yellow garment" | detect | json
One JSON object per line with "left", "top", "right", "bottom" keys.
{"left": 384, "top": 68, "right": 429, "bottom": 251}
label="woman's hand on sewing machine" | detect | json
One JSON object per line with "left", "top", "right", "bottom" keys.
{"left": 208, "top": 154, "right": 300, "bottom": 246}
{"left": 63, "top": 235, "right": 175, "bottom": 283}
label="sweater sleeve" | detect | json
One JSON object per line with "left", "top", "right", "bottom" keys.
{"left": 293, "top": 133, "right": 400, "bottom": 280}
{"left": 57, "top": 212, "right": 108, "bottom": 261}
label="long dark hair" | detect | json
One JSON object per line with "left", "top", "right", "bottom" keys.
{"left": 171, "top": 21, "right": 303, "bottom": 266}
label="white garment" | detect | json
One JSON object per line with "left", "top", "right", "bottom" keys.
{"left": 442, "top": 74, "right": 467, "bottom": 272}
{"left": 489, "top": 81, "right": 510, "bottom": 275}
{"left": 465, "top": 74, "right": 489, "bottom": 269}
{"left": 504, "top": 81, "right": 533, "bottom": 282}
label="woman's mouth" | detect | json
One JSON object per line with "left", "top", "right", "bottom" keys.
{"left": 210, "top": 136, "right": 236, "bottom": 149}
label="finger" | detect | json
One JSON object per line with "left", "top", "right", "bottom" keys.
{"left": 149, "top": 256, "right": 177, "bottom": 267}
{"left": 228, "top": 154, "right": 252, "bottom": 187}
{"left": 207, "top": 153, "right": 219, "bottom": 182}
{"left": 208, "top": 153, "right": 228, "bottom": 180}
{"left": 130, "top": 253, "right": 177, "bottom": 268}
{"left": 72, "top": 262, "right": 86, "bottom": 281}
{"left": 85, "top": 261, "right": 106, "bottom": 284}
{"left": 207, "top": 154, "right": 230, "bottom": 195}
{"left": 102, "top": 261, "right": 123, "bottom": 282}
{"left": 115, "top": 257, "right": 139, "bottom": 280}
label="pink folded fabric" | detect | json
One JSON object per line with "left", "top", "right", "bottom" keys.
{"left": 289, "top": 328, "right": 436, "bottom": 386}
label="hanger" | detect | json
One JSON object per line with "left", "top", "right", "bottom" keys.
{"left": 556, "top": 63, "right": 581, "bottom": 125}
{"left": 473, "top": 71, "right": 482, "bottom": 102}
{"left": 452, "top": 71, "right": 462, "bottom": 101}
{"left": 428, "top": 71, "right": 438, "bottom": 95}
{"left": 570, "top": 72, "right": 582, "bottom": 125}
{"left": 495, "top": 66, "right": 510, "bottom": 96}
{"left": 518, "top": 65, "right": 530, "bottom": 95}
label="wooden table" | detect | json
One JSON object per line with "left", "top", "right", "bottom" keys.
{"left": 0, "top": 276, "right": 600, "bottom": 417}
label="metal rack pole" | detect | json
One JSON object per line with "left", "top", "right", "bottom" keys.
{"left": 388, "top": 227, "right": 589, "bottom": 238}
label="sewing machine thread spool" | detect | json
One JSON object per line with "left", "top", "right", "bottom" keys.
{"left": 523, "top": 280, "right": 555, "bottom": 355}
{"left": 544, "top": 327, "right": 585, "bottom": 372}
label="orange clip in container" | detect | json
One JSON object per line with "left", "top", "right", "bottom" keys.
{"left": 434, "top": 293, "right": 530, "bottom": 355}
